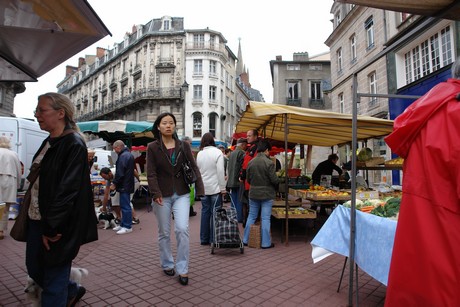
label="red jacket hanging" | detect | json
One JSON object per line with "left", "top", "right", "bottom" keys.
{"left": 384, "top": 78, "right": 460, "bottom": 306}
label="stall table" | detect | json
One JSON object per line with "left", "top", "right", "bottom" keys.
{"left": 272, "top": 207, "right": 317, "bottom": 242}
{"left": 311, "top": 205, "right": 397, "bottom": 285}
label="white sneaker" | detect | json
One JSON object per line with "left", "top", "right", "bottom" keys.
{"left": 116, "top": 227, "right": 132, "bottom": 235}
{"left": 113, "top": 225, "right": 122, "bottom": 231}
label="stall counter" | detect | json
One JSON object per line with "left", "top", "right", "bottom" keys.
{"left": 311, "top": 205, "right": 397, "bottom": 285}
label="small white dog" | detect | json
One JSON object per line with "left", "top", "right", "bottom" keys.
{"left": 24, "top": 267, "right": 88, "bottom": 306}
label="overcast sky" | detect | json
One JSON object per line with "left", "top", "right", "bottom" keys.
{"left": 13, "top": 0, "right": 334, "bottom": 118}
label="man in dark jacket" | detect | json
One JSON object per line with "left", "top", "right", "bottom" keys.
{"left": 226, "top": 138, "right": 247, "bottom": 222}
{"left": 311, "top": 153, "right": 343, "bottom": 185}
{"left": 240, "top": 129, "right": 259, "bottom": 225}
{"left": 111, "top": 140, "right": 135, "bottom": 234}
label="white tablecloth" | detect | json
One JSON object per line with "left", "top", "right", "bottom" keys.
{"left": 311, "top": 205, "right": 397, "bottom": 285}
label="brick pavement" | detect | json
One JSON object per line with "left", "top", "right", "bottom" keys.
{"left": 0, "top": 199, "right": 386, "bottom": 306}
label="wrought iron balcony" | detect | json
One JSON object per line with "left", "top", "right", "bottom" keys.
{"left": 286, "top": 98, "right": 302, "bottom": 107}
{"left": 309, "top": 98, "right": 325, "bottom": 109}
{"left": 76, "top": 86, "right": 183, "bottom": 121}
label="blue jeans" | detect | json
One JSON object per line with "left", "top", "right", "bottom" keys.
{"left": 200, "top": 193, "right": 222, "bottom": 244}
{"left": 153, "top": 192, "right": 190, "bottom": 275}
{"left": 119, "top": 192, "right": 132, "bottom": 229}
{"left": 26, "top": 220, "right": 78, "bottom": 307}
{"left": 243, "top": 198, "right": 274, "bottom": 248}
{"left": 230, "top": 188, "right": 243, "bottom": 223}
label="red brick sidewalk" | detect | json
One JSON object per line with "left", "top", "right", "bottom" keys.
{"left": 0, "top": 199, "right": 386, "bottom": 306}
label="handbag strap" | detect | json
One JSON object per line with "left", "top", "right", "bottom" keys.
{"left": 180, "top": 141, "right": 191, "bottom": 164}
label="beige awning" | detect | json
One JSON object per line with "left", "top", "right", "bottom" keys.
{"left": 337, "top": 0, "right": 460, "bottom": 21}
{"left": 234, "top": 101, "right": 394, "bottom": 147}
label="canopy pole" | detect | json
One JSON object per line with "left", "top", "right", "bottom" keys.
{"left": 349, "top": 74, "right": 359, "bottom": 306}
{"left": 284, "top": 113, "right": 289, "bottom": 246}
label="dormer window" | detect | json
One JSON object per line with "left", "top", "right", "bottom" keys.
{"left": 161, "top": 16, "right": 172, "bottom": 31}
{"left": 124, "top": 33, "right": 129, "bottom": 48}
{"left": 136, "top": 25, "right": 143, "bottom": 38}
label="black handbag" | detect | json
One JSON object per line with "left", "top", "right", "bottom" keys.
{"left": 180, "top": 142, "right": 197, "bottom": 185}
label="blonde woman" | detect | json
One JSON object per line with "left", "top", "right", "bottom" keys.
{"left": 26, "top": 92, "right": 97, "bottom": 306}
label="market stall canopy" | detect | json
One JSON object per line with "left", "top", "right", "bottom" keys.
{"left": 337, "top": 0, "right": 460, "bottom": 21}
{"left": 0, "top": 0, "right": 111, "bottom": 81}
{"left": 234, "top": 101, "right": 394, "bottom": 147}
{"left": 77, "top": 120, "right": 154, "bottom": 146}
{"left": 231, "top": 131, "right": 297, "bottom": 149}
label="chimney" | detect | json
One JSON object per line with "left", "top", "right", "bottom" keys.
{"left": 65, "top": 65, "right": 77, "bottom": 77}
{"left": 293, "top": 52, "right": 309, "bottom": 61}
{"left": 96, "top": 47, "right": 106, "bottom": 58}
{"left": 78, "top": 57, "right": 86, "bottom": 68}
{"left": 276, "top": 55, "right": 282, "bottom": 61}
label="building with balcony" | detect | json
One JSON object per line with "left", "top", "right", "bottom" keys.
{"left": 58, "top": 16, "right": 257, "bottom": 145}
{"left": 270, "top": 52, "right": 331, "bottom": 109}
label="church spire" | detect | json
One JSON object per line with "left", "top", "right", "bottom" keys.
{"left": 236, "top": 38, "right": 244, "bottom": 77}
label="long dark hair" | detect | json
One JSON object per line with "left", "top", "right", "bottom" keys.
{"left": 152, "top": 112, "right": 178, "bottom": 140}
{"left": 199, "top": 132, "right": 216, "bottom": 150}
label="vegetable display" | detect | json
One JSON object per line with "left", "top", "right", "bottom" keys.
{"left": 371, "top": 197, "right": 401, "bottom": 218}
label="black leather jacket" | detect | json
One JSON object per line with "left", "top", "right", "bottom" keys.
{"left": 34, "top": 130, "right": 98, "bottom": 266}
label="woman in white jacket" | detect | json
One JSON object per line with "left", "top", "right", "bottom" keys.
{"left": 0, "top": 136, "right": 21, "bottom": 239}
{"left": 196, "top": 133, "right": 227, "bottom": 245}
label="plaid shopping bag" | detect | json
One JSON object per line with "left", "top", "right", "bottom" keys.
{"left": 214, "top": 207, "right": 240, "bottom": 244}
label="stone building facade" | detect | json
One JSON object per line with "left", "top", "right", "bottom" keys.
{"left": 0, "top": 82, "right": 25, "bottom": 117}
{"left": 57, "top": 16, "right": 255, "bottom": 144}
{"left": 270, "top": 52, "right": 331, "bottom": 110}
{"left": 326, "top": 1, "right": 458, "bottom": 185}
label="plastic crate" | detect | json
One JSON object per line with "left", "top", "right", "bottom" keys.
{"left": 287, "top": 169, "right": 301, "bottom": 177}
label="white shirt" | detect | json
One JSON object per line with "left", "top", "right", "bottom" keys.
{"left": 196, "top": 146, "right": 226, "bottom": 195}
{"left": 0, "top": 147, "right": 21, "bottom": 186}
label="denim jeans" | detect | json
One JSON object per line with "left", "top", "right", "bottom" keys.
{"left": 119, "top": 192, "right": 132, "bottom": 229}
{"left": 26, "top": 220, "right": 78, "bottom": 307}
{"left": 200, "top": 193, "right": 222, "bottom": 244}
{"left": 243, "top": 198, "right": 274, "bottom": 248}
{"left": 153, "top": 192, "right": 190, "bottom": 275}
{"left": 230, "top": 188, "right": 243, "bottom": 223}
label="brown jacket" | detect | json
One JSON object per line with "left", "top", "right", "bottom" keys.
{"left": 146, "top": 139, "right": 204, "bottom": 200}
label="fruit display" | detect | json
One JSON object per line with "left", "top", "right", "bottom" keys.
{"left": 385, "top": 157, "right": 404, "bottom": 166}
{"left": 305, "top": 189, "right": 351, "bottom": 200}
{"left": 272, "top": 207, "right": 317, "bottom": 219}
{"left": 309, "top": 185, "right": 326, "bottom": 191}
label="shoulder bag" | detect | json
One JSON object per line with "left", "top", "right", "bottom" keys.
{"left": 10, "top": 162, "right": 41, "bottom": 242}
{"left": 180, "top": 141, "right": 197, "bottom": 185}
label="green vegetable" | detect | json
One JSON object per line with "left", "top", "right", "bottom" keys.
{"left": 371, "top": 197, "right": 401, "bottom": 217}
{"left": 357, "top": 148, "right": 373, "bottom": 162}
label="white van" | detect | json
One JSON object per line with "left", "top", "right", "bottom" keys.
{"left": 0, "top": 117, "right": 49, "bottom": 190}
{"left": 91, "top": 148, "right": 115, "bottom": 171}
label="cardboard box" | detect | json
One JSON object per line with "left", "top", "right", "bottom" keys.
{"left": 356, "top": 190, "right": 379, "bottom": 199}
